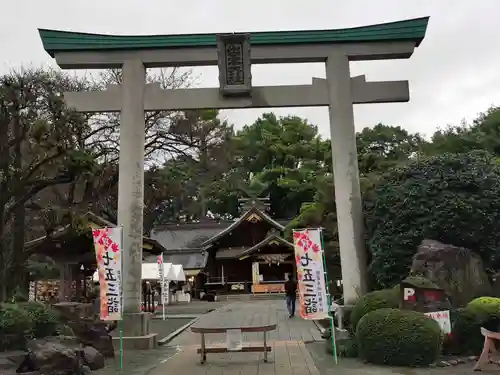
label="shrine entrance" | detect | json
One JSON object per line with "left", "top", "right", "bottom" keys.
{"left": 38, "top": 16, "right": 429, "bottom": 346}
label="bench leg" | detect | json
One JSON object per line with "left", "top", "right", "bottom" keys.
{"left": 474, "top": 336, "right": 492, "bottom": 371}
{"left": 200, "top": 333, "right": 206, "bottom": 364}
{"left": 263, "top": 331, "right": 268, "bottom": 363}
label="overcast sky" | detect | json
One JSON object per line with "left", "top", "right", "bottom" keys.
{"left": 1, "top": 0, "right": 499, "bottom": 138}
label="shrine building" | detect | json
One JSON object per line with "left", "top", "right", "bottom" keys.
{"left": 149, "top": 199, "right": 296, "bottom": 295}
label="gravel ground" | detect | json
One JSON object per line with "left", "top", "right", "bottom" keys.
{"left": 92, "top": 346, "right": 182, "bottom": 375}
{"left": 305, "top": 341, "right": 487, "bottom": 375}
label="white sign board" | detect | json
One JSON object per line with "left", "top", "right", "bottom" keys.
{"left": 226, "top": 329, "right": 243, "bottom": 351}
{"left": 162, "top": 279, "right": 169, "bottom": 305}
{"left": 424, "top": 310, "right": 451, "bottom": 334}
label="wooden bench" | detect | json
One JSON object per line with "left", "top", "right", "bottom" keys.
{"left": 474, "top": 327, "right": 500, "bottom": 371}
{"left": 190, "top": 305, "right": 277, "bottom": 364}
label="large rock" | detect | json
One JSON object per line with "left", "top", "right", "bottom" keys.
{"left": 54, "top": 302, "right": 115, "bottom": 358}
{"left": 82, "top": 346, "right": 105, "bottom": 370}
{"left": 24, "top": 340, "right": 80, "bottom": 375}
{"left": 410, "top": 239, "right": 492, "bottom": 307}
{"left": 27, "top": 336, "right": 81, "bottom": 351}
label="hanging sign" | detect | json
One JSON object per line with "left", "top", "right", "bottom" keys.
{"left": 217, "top": 33, "right": 252, "bottom": 97}
{"left": 92, "top": 227, "right": 123, "bottom": 321}
{"left": 293, "top": 229, "right": 329, "bottom": 320}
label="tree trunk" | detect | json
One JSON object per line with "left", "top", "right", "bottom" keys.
{"left": 0, "top": 215, "right": 6, "bottom": 302}
{"left": 10, "top": 111, "right": 28, "bottom": 295}
{"left": 199, "top": 138, "right": 208, "bottom": 219}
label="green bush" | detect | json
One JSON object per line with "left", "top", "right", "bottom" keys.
{"left": 467, "top": 297, "right": 500, "bottom": 313}
{"left": 0, "top": 304, "right": 33, "bottom": 334}
{"left": 357, "top": 308, "right": 442, "bottom": 367}
{"left": 0, "top": 302, "right": 61, "bottom": 350}
{"left": 336, "top": 337, "right": 358, "bottom": 358}
{"left": 451, "top": 297, "right": 500, "bottom": 354}
{"left": 364, "top": 150, "right": 500, "bottom": 287}
{"left": 0, "top": 304, "right": 33, "bottom": 350}
{"left": 18, "top": 302, "right": 60, "bottom": 338}
{"left": 350, "top": 288, "right": 399, "bottom": 332}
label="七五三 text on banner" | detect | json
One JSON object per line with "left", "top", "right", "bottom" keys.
{"left": 293, "top": 229, "right": 329, "bottom": 320}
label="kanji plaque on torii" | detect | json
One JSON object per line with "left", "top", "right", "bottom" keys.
{"left": 217, "top": 33, "right": 252, "bottom": 97}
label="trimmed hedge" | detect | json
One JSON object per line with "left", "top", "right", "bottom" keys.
{"left": 357, "top": 308, "right": 442, "bottom": 367}
{"left": 467, "top": 297, "right": 500, "bottom": 313}
{"left": 452, "top": 297, "right": 500, "bottom": 354}
{"left": 349, "top": 288, "right": 399, "bottom": 332}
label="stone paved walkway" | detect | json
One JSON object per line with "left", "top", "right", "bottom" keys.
{"left": 152, "top": 300, "right": 322, "bottom": 375}
{"left": 168, "top": 300, "right": 322, "bottom": 347}
{"left": 150, "top": 341, "right": 319, "bottom": 375}
{"left": 155, "top": 301, "right": 228, "bottom": 317}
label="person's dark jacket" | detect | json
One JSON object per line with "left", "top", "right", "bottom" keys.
{"left": 284, "top": 280, "right": 297, "bottom": 297}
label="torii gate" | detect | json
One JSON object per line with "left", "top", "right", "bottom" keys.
{"left": 39, "top": 16, "right": 429, "bottom": 346}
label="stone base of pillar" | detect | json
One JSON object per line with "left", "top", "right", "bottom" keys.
{"left": 113, "top": 312, "right": 158, "bottom": 350}
{"left": 112, "top": 333, "right": 158, "bottom": 350}
{"left": 121, "top": 312, "right": 153, "bottom": 336}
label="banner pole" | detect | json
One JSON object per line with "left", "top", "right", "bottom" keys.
{"left": 320, "top": 228, "right": 338, "bottom": 364}
{"left": 119, "top": 320, "right": 124, "bottom": 373}
{"left": 119, "top": 226, "right": 124, "bottom": 374}
{"left": 162, "top": 254, "right": 166, "bottom": 320}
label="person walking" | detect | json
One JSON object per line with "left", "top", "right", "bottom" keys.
{"left": 284, "top": 275, "right": 298, "bottom": 318}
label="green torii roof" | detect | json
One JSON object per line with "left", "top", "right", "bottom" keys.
{"left": 39, "top": 17, "right": 429, "bottom": 57}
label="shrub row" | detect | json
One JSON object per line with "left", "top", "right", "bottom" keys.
{"left": 349, "top": 284, "right": 500, "bottom": 367}
{"left": 347, "top": 279, "right": 443, "bottom": 367}
{"left": 451, "top": 297, "right": 500, "bottom": 354}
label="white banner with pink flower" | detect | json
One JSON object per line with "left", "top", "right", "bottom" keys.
{"left": 92, "top": 227, "right": 123, "bottom": 321}
{"left": 293, "top": 228, "right": 329, "bottom": 320}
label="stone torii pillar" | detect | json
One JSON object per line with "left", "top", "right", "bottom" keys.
{"left": 326, "top": 52, "right": 367, "bottom": 303}
{"left": 61, "top": 60, "right": 150, "bottom": 343}
{"left": 118, "top": 60, "right": 147, "bottom": 326}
